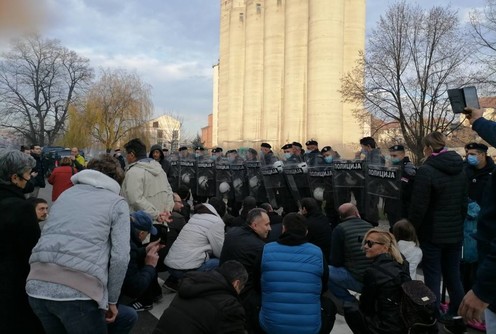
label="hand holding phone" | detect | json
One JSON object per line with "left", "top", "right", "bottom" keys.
{"left": 448, "top": 86, "right": 480, "bottom": 113}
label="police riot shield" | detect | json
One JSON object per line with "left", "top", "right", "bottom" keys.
{"left": 215, "top": 158, "right": 234, "bottom": 200}
{"left": 179, "top": 158, "right": 196, "bottom": 192}
{"left": 282, "top": 161, "right": 311, "bottom": 206}
{"left": 196, "top": 160, "right": 216, "bottom": 198}
{"left": 366, "top": 165, "right": 402, "bottom": 227}
{"left": 260, "top": 162, "right": 285, "bottom": 210}
{"left": 244, "top": 160, "right": 266, "bottom": 203}
{"left": 230, "top": 160, "right": 247, "bottom": 202}
{"left": 167, "top": 156, "right": 180, "bottom": 192}
{"left": 331, "top": 160, "right": 365, "bottom": 212}
{"left": 308, "top": 164, "right": 333, "bottom": 203}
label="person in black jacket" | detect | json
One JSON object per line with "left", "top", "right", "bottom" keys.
{"left": 121, "top": 210, "right": 163, "bottom": 312}
{"left": 27, "top": 144, "right": 45, "bottom": 198}
{"left": 153, "top": 260, "right": 247, "bottom": 334}
{"left": 408, "top": 132, "right": 467, "bottom": 326}
{"left": 300, "top": 197, "right": 332, "bottom": 261}
{"left": 149, "top": 144, "right": 171, "bottom": 176}
{"left": 220, "top": 208, "right": 270, "bottom": 333}
{"left": 344, "top": 228, "right": 411, "bottom": 334}
{"left": 0, "top": 149, "right": 44, "bottom": 333}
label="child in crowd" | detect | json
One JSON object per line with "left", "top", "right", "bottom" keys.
{"left": 392, "top": 219, "right": 423, "bottom": 279}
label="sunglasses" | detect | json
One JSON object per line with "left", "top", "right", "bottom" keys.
{"left": 364, "top": 240, "right": 385, "bottom": 248}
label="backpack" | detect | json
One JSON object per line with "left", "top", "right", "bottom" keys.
{"left": 376, "top": 266, "right": 437, "bottom": 333}
{"left": 400, "top": 280, "right": 438, "bottom": 334}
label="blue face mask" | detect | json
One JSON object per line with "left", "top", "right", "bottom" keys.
{"left": 283, "top": 152, "right": 292, "bottom": 160}
{"left": 324, "top": 156, "right": 333, "bottom": 163}
{"left": 195, "top": 153, "right": 201, "bottom": 158}
{"left": 210, "top": 155, "right": 216, "bottom": 161}
{"left": 391, "top": 157, "right": 401, "bottom": 165}
{"left": 467, "top": 155, "right": 479, "bottom": 166}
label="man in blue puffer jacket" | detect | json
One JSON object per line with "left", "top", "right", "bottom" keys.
{"left": 258, "top": 213, "right": 331, "bottom": 334}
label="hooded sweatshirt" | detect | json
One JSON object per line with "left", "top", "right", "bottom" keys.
{"left": 408, "top": 150, "right": 467, "bottom": 244}
{"left": 121, "top": 158, "right": 174, "bottom": 219}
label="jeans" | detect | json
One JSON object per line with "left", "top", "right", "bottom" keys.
{"left": 420, "top": 241, "right": 465, "bottom": 316}
{"left": 29, "top": 297, "right": 137, "bottom": 334}
{"left": 328, "top": 265, "right": 363, "bottom": 303}
{"left": 168, "top": 258, "right": 220, "bottom": 281}
{"left": 485, "top": 308, "right": 496, "bottom": 333}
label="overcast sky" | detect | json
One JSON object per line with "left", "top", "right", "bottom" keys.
{"left": 0, "top": 0, "right": 487, "bottom": 136}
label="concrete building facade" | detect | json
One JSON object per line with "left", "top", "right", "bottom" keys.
{"left": 212, "top": 0, "right": 368, "bottom": 156}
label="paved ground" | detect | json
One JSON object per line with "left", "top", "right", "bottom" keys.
{"left": 38, "top": 184, "right": 483, "bottom": 333}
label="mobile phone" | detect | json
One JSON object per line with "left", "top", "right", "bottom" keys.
{"left": 447, "top": 86, "right": 480, "bottom": 114}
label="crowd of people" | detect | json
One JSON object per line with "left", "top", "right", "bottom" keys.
{"left": 0, "top": 107, "right": 495, "bottom": 334}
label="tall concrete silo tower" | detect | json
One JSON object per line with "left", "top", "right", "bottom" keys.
{"left": 214, "top": 0, "right": 367, "bottom": 155}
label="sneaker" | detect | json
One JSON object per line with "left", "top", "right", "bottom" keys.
{"left": 441, "top": 315, "right": 467, "bottom": 334}
{"left": 131, "top": 301, "right": 153, "bottom": 312}
{"left": 467, "top": 320, "right": 486, "bottom": 332}
{"left": 162, "top": 279, "right": 179, "bottom": 293}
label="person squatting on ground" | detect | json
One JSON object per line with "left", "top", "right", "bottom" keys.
{"left": 152, "top": 260, "right": 247, "bottom": 334}
{"left": 220, "top": 208, "right": 271, "bottom": 332}
{"left": 164, "top": 202, "right": 225, "bottom": 281}
{"left": 26, "top": 154, "right": 136, "bottom": 334}
{"left": 328, "top": 203, "right": 373, "bottom": 304}
{"left": 344, "top": 228, "right": 411, "bottom": 334}
{"left": 120, "top": 210, "right": 164, "bottom": 312}
{"left": 257, "top": 213, "right": 331, "bottom": 334}
{"left": 392, "top": 219, "right": 422, "bottom": 280}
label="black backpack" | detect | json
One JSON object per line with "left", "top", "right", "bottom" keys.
{"left": 376, "top": 266, "right": 438, "bottom": 334}
{"left": 400, "top": 280, "right": 438, "bottom": 333}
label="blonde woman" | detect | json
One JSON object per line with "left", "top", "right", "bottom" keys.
{"left": 344, "top": 228, "right": 410, "bottom": 334}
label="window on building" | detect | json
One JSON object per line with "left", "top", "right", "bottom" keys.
{"left": 256, "top": 3, "right": 261, "bottom": 14}
{"left": 277, "top": 0, "right": 282, "bottom": 6}
{"left": 152, "top": 121, "right": 159, "bottom": 128}
{"left": 172, "top": 130, "right": 179, "bottom": 140}
{"left": 157, "top": 130, "right": 163, "bottom": 139}
{"left": 239, "top": 12, "right": 244, "bottom": 22}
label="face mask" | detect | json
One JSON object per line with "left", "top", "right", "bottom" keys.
{"left": 210, "top": 156, "right": 216, "bottom": 161}
{"left": 391, "top": 157, "right": 401, "bottom": 165}
{"left": 361, "top": 149, "right": 368, "bottom": 156}
{"left": 283, "top": 152, "right": 292, "bottom": 160}
{"left": 324, "top": 156, "right": 333, "bottom": 163}
{"left": 228, "top": 157, "right": 235, "bottom": 162}
{"left": 195, "top": 153, "right": 201, "bottom": 158}
{"left": 305, "top": 150, "right": 312, "bottom": 154}
{"left": 22, "top": 180, "right": 35, "bottom": 193}
{"left": 467, "top": 155, "right": 479, "bottom": 166}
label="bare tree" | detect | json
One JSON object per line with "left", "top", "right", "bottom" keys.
{"left": 470, "top": 0, "right": 496, "bottom": 82}
{"left": 83, "top": 68, "right": 153, "bottom": 152}
{"left": 341, "top": 1, "right": 484, "bottom": 163}
{"left": 0, "top": 34, "right": 93, "bottom": 145}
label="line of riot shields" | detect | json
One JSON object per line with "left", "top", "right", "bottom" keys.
{"left": 167, "top": 156, "right": 403, "bottom": 226}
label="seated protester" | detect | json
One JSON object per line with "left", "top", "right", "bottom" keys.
{"left": 257, "top": 213, "right": 332, "bottom": 334}
{"left": 152, "top": 260, "right": 247, "bottom": 334}
{"left": 220, "top": 208, "right": 271, "bottom": 332}
{"left": 120, "top": 211, "right": 163, "bottom": 312}
{"left": 260, "top": 202, "right": 283, "bottom": 242}
{"left": 176, "top": 185, "right": 191, "bottom": 222}
{"left": 392, "top": 219, "right": 422, "bottom": 280}
{"left": 300, "top": 197, "right": 332, "bottom": 261}
{"left": 164, "top": 203, "right": 224, "bottom": 280}
{"left": 344, "top": 228, "right": 410, "bottom": 334}
{"left": 208, "top": 196, "right": 231, "bottom": 228}
{"left": 230, "top": 196, "right": 257, "bottom": 228}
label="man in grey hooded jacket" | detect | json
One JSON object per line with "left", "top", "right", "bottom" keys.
{"left": 122, "top": 138, "right": 174, "bottom": 222}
